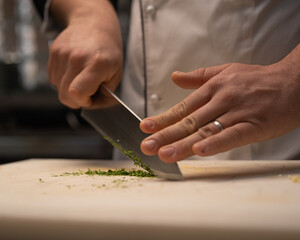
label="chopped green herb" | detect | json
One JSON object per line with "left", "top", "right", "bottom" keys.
{"left": 112, "top": 179, "right": 127, "bottom": 184}
{"left": 103, "top": 136, "right": 155, "bottom": 176}
{"left": 57, "top": 171, "right": 83, "bottom": 177}
{"left": 39, "top": 178, "right": 44, "bottom": 183}
{"left": 57, "top": 168, "right": 155, "bottom": 178}
{"left": 85, "top": 168, "right": 155, "bottom": 178}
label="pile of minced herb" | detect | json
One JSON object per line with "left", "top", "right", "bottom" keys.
{"left": 86, "top": 168, "right": 154, "bottom": 177}
{"left": 55, "top": 136, "right": 156, "bottom": 178}
{"left": 58, "top": 168, "right": 155, "bottom": 178}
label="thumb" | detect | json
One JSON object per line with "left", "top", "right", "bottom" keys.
{"left": 171, "top": 63, "right": 230, "bottom": 89}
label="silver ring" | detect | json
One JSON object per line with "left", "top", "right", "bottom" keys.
{"left": 213, "top": 120, "right": 224, "bottom": 131}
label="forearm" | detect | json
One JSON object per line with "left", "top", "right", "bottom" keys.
{"left": 50, "top": 0, "right": 115, "bottom": 27}
{"left": 49, "top": 0, "right": 122, "bottom": 53}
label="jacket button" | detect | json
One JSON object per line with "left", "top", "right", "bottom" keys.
{"left": 145, "top": 5, "right": 156, "bottom": 16}
{"left": 149, "top": 94, "right": 159, "bottom": 102}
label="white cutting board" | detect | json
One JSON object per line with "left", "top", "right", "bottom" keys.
{"left": 1, "top": 159, "right": 300, "bottom": 240}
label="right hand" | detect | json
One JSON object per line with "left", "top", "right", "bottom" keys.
{"left": 48, "top": 6, "right": 123, "bottom": 109}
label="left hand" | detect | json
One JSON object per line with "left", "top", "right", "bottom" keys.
{"left": 140, "top": 48, "right": 300, "bottom": 162}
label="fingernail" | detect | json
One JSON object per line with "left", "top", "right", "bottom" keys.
{"left": 160, "top": 147, "right": 176, "bottom": 158}
{"left": 142, "top": 119, "right": 155, "bottom": 130}
{"left": 174, "top": 70, "right": 185, "bottom": 74}
{"left": 143, "top": 139, "right": 157, "bottom": 152}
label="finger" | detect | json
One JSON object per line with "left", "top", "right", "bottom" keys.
{"left": 140, "top": 89, "right": 211, "bottom": 133}
{"left": 47, "top": 52, "right": 55, "bottom": 86}
{"left": 158, "top": 120, "right": 222, "bottom": 163}
{"left": 140, "top": 64, "right": 232, "bottom": 134}
{"left": 68, "top": 54, "right": 121, "bottom": 108}
{"left": 192, "top": 122, "right": 258, "bottom": 156}
{"left": 171, "top": 63, "right": 230, "bottom": 89}
{"left": 140, "top": 99, "right": 226, "bottom": 156}
{"left": 58, "top": 67, "right": 82, "bottom": 109}
{"left": 89, "top": 75, "right": 121, "bottom": 109}
{"left": 48, "top": 49, "right": 81, "bottom": 108}
{"left": 58, "top": 51, "right": 88, "bottom": 108}
{"left": 48, "top": 44, "right": 68, "bottom": 88}
{"left": 47, "top": 44, "right": 57, "bottom": 86}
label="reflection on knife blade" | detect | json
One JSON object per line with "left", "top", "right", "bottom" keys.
{"left": 81, "top": 85, "right": 183, "bottom": 180}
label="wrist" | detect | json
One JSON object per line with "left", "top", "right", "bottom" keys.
{"left": 280, "top": 44, "right": 300, "bottom": 83}
{"left": 50, "top": 0, "right": 115, "bottom": 28}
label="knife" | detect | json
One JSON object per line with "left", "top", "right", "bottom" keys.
{"left": 81, "top": 86, "right": 183, "bottom": 180}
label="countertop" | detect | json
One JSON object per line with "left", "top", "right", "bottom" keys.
{"left": 1, "top": 159, "right": 300, "bottom": 240}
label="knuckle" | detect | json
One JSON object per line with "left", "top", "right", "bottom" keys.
{"left": 156, "top": 114, "right": 169, "bottom": 128}
{"left": 227, "top": 72, "right": 239, "bottom": 81}
{"left": 197, "top": 128, "right": 207, "bottom": 139}
{"left": 68, "top": 85, "right": 92, "bottom": 108}
{"left": 206, "top": 79, "right": 221, "bottom": 93}
{"left": 197, "top": 125, "right": 214, "bottom": 139}
{"left": 68, "top": 84, "right": 92, "bottom": 107}
{"left": 155, "top": 100, "right": 189, "bottom": 128}
{"left": 203, "top": 125, "right": 216, "bottom": 136}
{"left": 90, "top": 50, "right": 111, "bottom": 67}
{"left": 49, "top": 44, "right": 58, "bottom": 55}
{"left": 180, "top": 115, "right": 198, "bottom": 135}
{"left": 217, "top": 89, "right": 239, "bottom": 105}
{"left": 173, "top": 100, "right": 188, "bottom": 120}
{"left": 69, "top": 49, "right": 86, "bottom": 66}
{"left": 159, "top": 129, "right": 173, "bottom": 144}
{"left": 87, "top": 49, "right": 122, "bottom": 76}
{"left": 195, "top": 67, "right": 207, "bottom": 80}
{"left": 68, "top": 83, "right": 84, "bottom": 99}
{"left": 49, "top": 44, "right": 67, "bottom": 58}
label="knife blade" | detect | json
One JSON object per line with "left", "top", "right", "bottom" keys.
{"left": 81, "top": 86, "right": 183, "bottom": 180}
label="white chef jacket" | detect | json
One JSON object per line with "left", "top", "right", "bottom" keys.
{"left": 43, "top": 0, "right": 300, "bottom": 160}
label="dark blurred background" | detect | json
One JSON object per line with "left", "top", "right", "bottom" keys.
{"left": 0, "top": 0, "right": 131, "bottom": 163}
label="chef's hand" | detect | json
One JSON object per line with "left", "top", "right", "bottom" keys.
{"left": 48, "top": 0, "right": 123, "bottom": 109}
{"left": 140, "top": 44, "right": 300, "bottom": 162}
